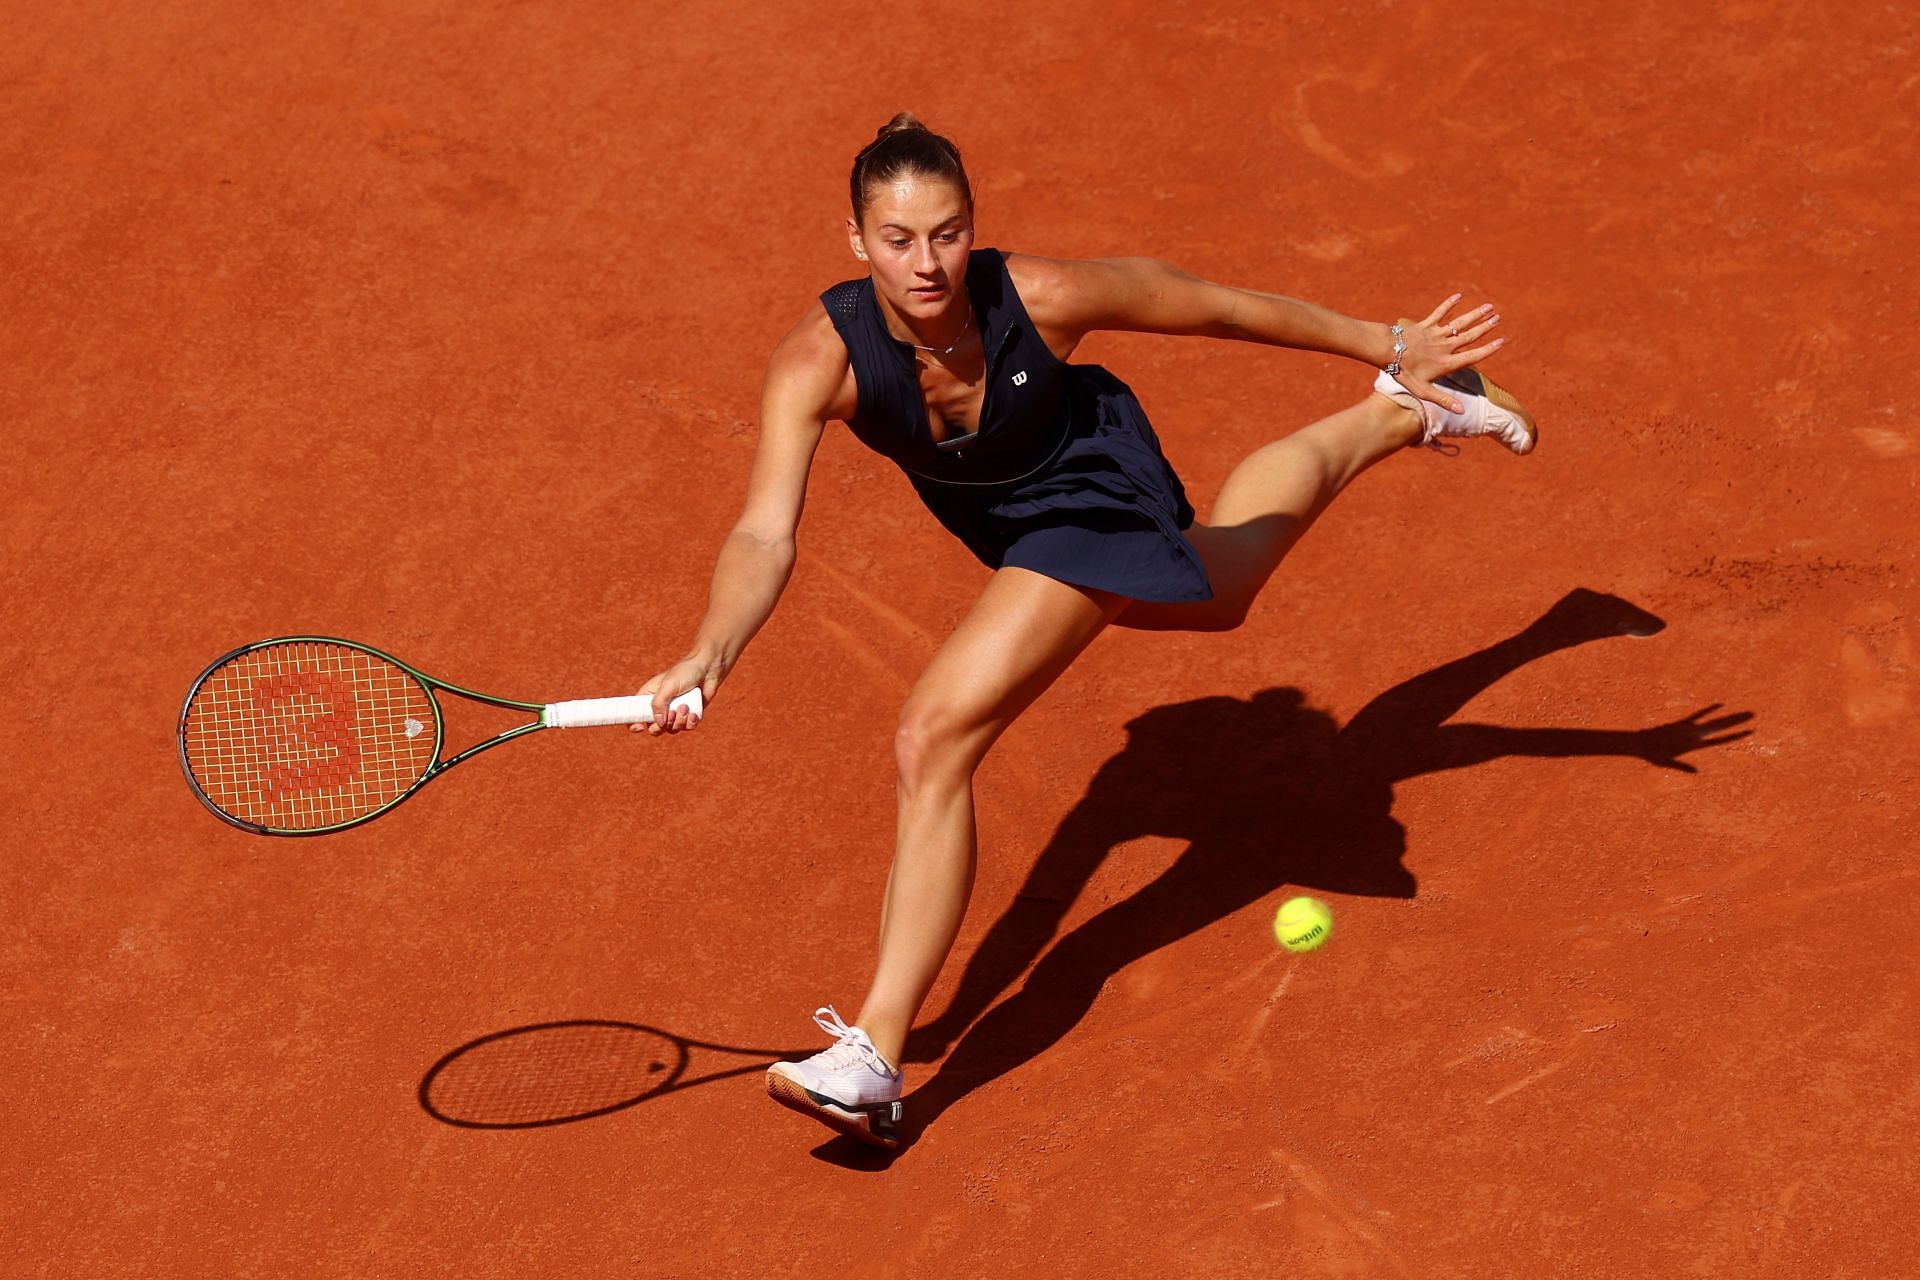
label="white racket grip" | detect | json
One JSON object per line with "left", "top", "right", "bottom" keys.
{"left": 543, "top": 688, "right": 704, "bottom": 729}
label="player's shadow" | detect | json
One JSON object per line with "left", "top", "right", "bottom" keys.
{"left": 812, "top": 588, "right": 1750, "bottom": 1165}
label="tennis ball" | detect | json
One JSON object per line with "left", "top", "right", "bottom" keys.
{"left": 1274, "top": 896, "right": 1333, "bottom": 953}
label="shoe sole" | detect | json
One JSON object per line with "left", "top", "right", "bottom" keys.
{"left": 1480, "top": 374, "right": 1538, "bottom": 455}
{"left": 766, "top": 1068, "right": 902, "bottom": 1149}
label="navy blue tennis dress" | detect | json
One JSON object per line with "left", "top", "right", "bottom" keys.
{"left": 820, "top": 248, "right": 1212, "bottom": 604}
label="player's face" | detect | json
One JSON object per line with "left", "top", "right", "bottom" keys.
{"left": 848, "top": 175, "right": 974, "bottom": 318}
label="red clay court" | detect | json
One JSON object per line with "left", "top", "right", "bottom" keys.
{"left": 6, "top": 1, "right": 1915, "bottom": 1275}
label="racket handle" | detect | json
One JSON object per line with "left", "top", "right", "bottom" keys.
{"left": 542, "top": 688, "right": 704, "bottom": 729}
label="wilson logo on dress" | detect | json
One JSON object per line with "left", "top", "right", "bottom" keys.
{"left": 1011, "top": 371, "right": 1028, "bottom": 386}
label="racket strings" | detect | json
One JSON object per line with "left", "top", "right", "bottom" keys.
{"left": 181, "top": 641, "right": 437, "bottom": 830}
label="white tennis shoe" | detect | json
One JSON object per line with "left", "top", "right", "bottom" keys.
{"left": 766, "top": 1006, "right": 904, "bottom": 1148}
{"left": 1375, "top": 367, "right": 1538, "bottom": 455}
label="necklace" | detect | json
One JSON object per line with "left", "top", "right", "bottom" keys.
{"left": 906, "top": 305, "right": 975, "bottom": 357}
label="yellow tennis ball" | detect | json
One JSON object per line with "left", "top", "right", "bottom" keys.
{"left": 1274, "top": 896, "right": 1333, "bottom": 953}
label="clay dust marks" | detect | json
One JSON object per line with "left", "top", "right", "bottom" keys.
{"left": 1771, "top": 318, "right": 1848, "bottom": 385}
{"left": 1754, "top": 1181, "right": 1807, "bottom": 1273}
{"left": 362, "top": 106, "right": 471, "bottom": 165}
{"left": 813, "top": 615, "right": 915, "bottom": 695}
{"left": 1266, "top": 1146, "right": 1416, "bottom": 1279}
{"left": 1482, "top": 1056, "right": 1573, "bottom": 1106}
{"left": 1270, "top": 66, "right": 1414, "bottom": 183}
{"left": 1673, "top": 552, "right": 1888, "bottom": 620}
{"left": 1839, "top": 608, "right": 1912, "bottom": 727}
{"left": 1444, "top": 1028, "right": 1581, "bottom": 1109}
{"left": 1442, "top": 1007, "right": 1628, "bottom": 1107}
{"left": 807, "top": 558, "right": 939, "bottom": 654}
{"left": 1236, "top": 965, "right": 1296, "bottom": 1056}
{"left": 1268, "top": 41, "right": 1522, "bottom": 194}
{"left": 1442, "top": 1024, "right": 1541, "bottom": 1071}
{"left": 791, "top": 559, "right": 940, "bottom": 692}
{"left": 1745, "top": 869, "right": 1920, "bottom": 917}
{"left": 1850, "top": 427, "right": 1914, "bottom": 459}
{"left": 1653, "top": 847, "right": 1790, "bottom": 913}
{"left": 1291, "top": 231, "right": 1358, "bottom": 264}
{"left": 358, "top": 105, "right": 520, "bottom": 218}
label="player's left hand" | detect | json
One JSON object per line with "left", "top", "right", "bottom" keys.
{"left": 1390, "top": 294, "right": 1506, "bottom": 413}
{"left": 1632, "top": 704, "right": 1755, "bottom": 772}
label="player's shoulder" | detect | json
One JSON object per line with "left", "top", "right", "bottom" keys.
{"left": 768, "top": 302, "right": 847, "bottom": 375}
{"left": 1003, "top": 251, "right": 1078, "bottom": 307}
{"left": 763, "top": 301, "right": 853, "bottom": 419}
{"left": 1003, "top": 251, "right": 1126, "bottom": 326}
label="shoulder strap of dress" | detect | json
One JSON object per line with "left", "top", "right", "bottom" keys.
{"left": 818, "top": 276, "right": 887, "bottom": 380}
{"left": 816, "top": 275, "right": 910, "bottom": 433}
{"left": 969, "top": 247, "right": 1037, "bottom": 337}
{"left": 820, "top": 278, "right": 867, "bottom": 332}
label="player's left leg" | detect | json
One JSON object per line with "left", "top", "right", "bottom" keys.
{"left": 861, "top": 566, "right": 1128, "bottom": 1062}
{"left": 767, "top": 566, "right": 1126, "bottom": 1145}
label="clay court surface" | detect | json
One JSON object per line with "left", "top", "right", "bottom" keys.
{"left": 6, "top": 1, "right": 1916, "bottom": 1274}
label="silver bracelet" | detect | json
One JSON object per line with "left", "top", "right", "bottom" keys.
{"left": 1384, "top": 322, "right": 1406, "bottom": 376}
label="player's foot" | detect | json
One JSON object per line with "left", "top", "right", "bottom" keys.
{"left": 1536, "top": 587, "right": 1665, "bottom": 640}
{"left": 766, "top": 1006, "right": 904, "bottom": 1149}
{"left": 1374, "top": 367, "right": 1538, "bottom": 455}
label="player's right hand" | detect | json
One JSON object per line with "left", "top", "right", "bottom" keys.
{"left": 634, "top": 657, "right": 717, "bottom": 736}
{"left": 1390, "top": 294, "right": 1505, "bottom": 413}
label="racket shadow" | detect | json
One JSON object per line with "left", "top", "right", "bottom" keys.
{"left": 418, "top": 1020, "right": 809, "bottom": 1130}
{"left": 884, "top": 588, "right": 1751, "bottom": 1144}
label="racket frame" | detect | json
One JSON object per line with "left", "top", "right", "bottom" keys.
{"left": 178, "top": 636, "right": 563, "bottom": 837}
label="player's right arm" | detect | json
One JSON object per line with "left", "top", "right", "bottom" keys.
{"left": 637, "top": 306, "right": 853, "bottom": 733}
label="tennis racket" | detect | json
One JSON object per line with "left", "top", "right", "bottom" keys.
{"left": 177, "top": 636, "right": 701, "bottom": 836}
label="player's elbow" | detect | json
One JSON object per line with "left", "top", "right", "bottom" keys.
{"left": 729, "top": 525, "right": 798, "bottom": 567}
{"left": 1207, "top": 284, "right": 1258, "bottom": 342}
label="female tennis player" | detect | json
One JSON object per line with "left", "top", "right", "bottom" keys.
{"left": 637, "top": 114, "right": 1535, "bottom": 1147}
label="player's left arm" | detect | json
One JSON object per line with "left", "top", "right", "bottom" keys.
{"left": 1012, "top": 254, "right": 1500, "bottom": 409}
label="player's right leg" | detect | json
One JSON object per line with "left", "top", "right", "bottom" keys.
{"left": 1116, "top": 390, "right": 1421, "bottom": 632}
{"left": 1118, "top": 368, "right": 1535, "bottom": 634}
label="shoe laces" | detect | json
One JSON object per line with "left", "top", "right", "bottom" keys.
{"left": 810, "top": 1005, "right": 888, "bottom": 1074}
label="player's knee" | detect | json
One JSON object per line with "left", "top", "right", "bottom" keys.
{"left": 894, "top": 698, "right": 979, "bottom": 792}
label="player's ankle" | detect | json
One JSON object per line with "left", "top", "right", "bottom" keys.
{"left": 1369, "top": 390, "right": 1424, "bottom": 448}
{"left": 867, "top": 1039, "right": 903, "bottom": 1074}
{"left": 855, "top": 1021, "right": 905, "bottom": 1072}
